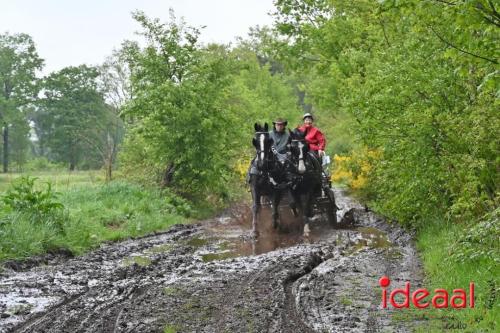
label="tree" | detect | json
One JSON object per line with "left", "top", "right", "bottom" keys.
{"left": 0, "top": 32, "right": 43, "bottom": 172}
{"left": 121, "top": 11, "right": 225, "bottom": 193}
{"left": 120, "top": 11, "right": 304, "bottom": 197}
{"left": 97, "top": 50, "right": 129, "bottom": 180}
{"left": 35, "top": 65, "right": 108, "bottom": 170}
{"left": 272, "top": 0, "right": 499, "bottom": 223}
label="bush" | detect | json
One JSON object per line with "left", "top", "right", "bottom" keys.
{"left": 331, "top": 147, "right": 381, "bottom": 190}
{"left": 447, "top": 208, "right": 500, "bottom": 267}
{"left": 24, "top": 157, "right": 65, "bottom": 172}
{"left": 0, "top": 179, "right": 190, "bottom": 261}
{"left": 1, "top": 176, "right": 64, "bottom": 227}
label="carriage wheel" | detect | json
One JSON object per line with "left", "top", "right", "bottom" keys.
{"left": 325, "top": 187, "right": 338, "bottom": 226}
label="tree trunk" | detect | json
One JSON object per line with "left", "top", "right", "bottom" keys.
{"left": 105, "top": 160, "right": 112, "bottom": 182}
{"left": 69, "top": 162, "right": 75, "bottom": 171}
{"left": 3, "top": 124, "right": 8, "bottom": 173}
{"left": 104, "top": 133, "right": 114, "bottom": 182}
{"left": 160, "top": 163, "right": 175, "bottom": 189}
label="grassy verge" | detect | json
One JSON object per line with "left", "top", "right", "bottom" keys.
{"left": 408, "top": 221, "right": 499, "bottom": 332}
{"left": 0, "top": 178, "right": 191, "bottom": 262}
{"left": 338, "top": 184, "right": 499, "bottom": 332}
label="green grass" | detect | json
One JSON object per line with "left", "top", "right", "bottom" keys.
{"left": 0, "top": 177, "right": 190, "bottom": 262}
{"left": 407, "top": 221, "right": 499, "bottom": 332}
{"left": 163, "top": 325, "right": 180, "bottom": 333}
{"left": 0, "top": 170, "right": 105, "bottom": 192}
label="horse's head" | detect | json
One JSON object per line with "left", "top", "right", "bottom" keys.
{"left": 252, "top": 123, "right": 274, "bottom": 170}
{"left": 289, "top": 128, "right": 309, "bottom": 174}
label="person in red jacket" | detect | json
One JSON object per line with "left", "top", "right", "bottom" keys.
{"left": 297, "top": 113, "right": 326, "bottom": 159}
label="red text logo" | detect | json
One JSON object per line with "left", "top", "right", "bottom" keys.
{"left": 379, "top": 276, "right": 475, "bottom": 309}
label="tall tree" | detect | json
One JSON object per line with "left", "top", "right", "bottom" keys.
{"left": 36, "top": 65, "right": 108, "bottom": 170}
{"left": 97, "top": 50, "right": 130, "bottom": 180}
{"left": 121, "top": 10, "right": 232, "bottom": 194}
{"left": 0, "top": 32, "right": 43, "bottom": 172}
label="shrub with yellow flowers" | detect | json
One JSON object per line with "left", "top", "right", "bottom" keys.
{"left": 234, "top": 156, "right": 252, "bottom": 182}
{"left": 331, "top": 147, "right": 381, "bottom": 190}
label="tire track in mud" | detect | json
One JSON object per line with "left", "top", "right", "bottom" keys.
{"left": 0, "top": 190, "right": 424, "bottom": 333}
{"left": 281, "top": 253, "right": 324, "bottom": 333}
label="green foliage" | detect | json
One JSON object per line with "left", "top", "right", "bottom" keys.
{"left": 23, "top": 157, "right": 65, "bottom": 172}
{"left": 0, "top": 32, "right": 43, "bottom": 172}
{"left": 272, "top": 0, "right": 499, "bottom": 226}
{"left": 0, "top": 178, "right": 189, "bottom": 261}
{"left": 0, "top": 212, "right": 62, "bottom": 260}
{"left": 272, "top": 3, "right": 499, "bottom": 329}
{"left": 161, "top": 188, "right": 193, "bottom": 217}
{"left": 448, "top": 208, "right": 500, "bottom": 266}
{"left": 0, "top": 177, "right": 66, "bottom": 258}
{"left": 1, "top": 176, "right": 63, "bottom": 222}
{"left": 120, "top": 11, "right": 302, "bottom": 198}
{"left": 121, "top": 11, "right": 232, "bottom": 195}
{"left": 5, "top": 116, "right": 31, "bottom": 171}
{"left": 0, "top": 32, "right": 43, "bottom": 108}
{"left": 34, "top": 65, "right": 111, "bottom": 170}
{"left": 417, "top": 220, "right": 499, "bottom": 332}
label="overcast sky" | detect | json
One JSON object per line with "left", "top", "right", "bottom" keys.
{"left": 0, "top": 0, "right": 276, "bottom": 74}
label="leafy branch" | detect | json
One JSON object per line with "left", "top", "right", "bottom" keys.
{"left": 429, "top": 25, "right": 498, "bottom": 64}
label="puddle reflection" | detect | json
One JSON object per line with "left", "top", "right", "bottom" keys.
{"left": 201, "top": 205, "right": 334, "bottom": 260}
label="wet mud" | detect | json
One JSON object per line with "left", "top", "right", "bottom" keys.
{"left": 0, "top": 189, "right": 423, "bottom": 332}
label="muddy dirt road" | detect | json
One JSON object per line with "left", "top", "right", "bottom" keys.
{"left": 0, "top": 189, "right": 423, "bottom": 332}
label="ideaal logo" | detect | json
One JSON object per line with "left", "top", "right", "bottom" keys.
{"left": 379, "top": 276, "right": 475, "bottom": 309}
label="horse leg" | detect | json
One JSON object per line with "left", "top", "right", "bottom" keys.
{"left": 288, "top": 189, "right": 298, "bottom": 217}
{"left": 250, "top": 179, "right": 261, "bottom": 239}
{"left": 303, "top": 191, "right": 314, "bottom": 237}
{"left": 303, "top": 216, "right": 311, "bottom": 237}
{"left": 252, "top": 200, "right": 261, "bottom": 238}
{"left": 271, "top": 192, "right": 281, "bottom": 230}
{"left": 252, "top": 198, "right": 261, "bottom": 238}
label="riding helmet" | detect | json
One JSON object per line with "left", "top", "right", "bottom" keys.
{"left": 303, "top": 113, "right": 314, "bottom": 120}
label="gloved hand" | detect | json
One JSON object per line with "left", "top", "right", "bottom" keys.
{"left": 318, "top": 150, "right": 325, "bottom": 157}
{"left": 271, "top": 147, "right": 278, "bottom": 155}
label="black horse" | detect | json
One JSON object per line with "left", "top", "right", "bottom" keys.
{"left": 249, "top": 123, "right": 291, "bottom": 238}
{"left": 288, "top": 129, "right": 323, "bottom": 237}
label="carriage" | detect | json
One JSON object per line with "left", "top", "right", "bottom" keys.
{"left": 311, "top": 159, "right": 338, "bottom": 226}
{"left": 249, "top": 123, "right": 338, "bottom": 238}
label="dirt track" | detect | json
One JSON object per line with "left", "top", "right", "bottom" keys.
{"left": 0, "top": 189, "right": 423, "bottom": 332}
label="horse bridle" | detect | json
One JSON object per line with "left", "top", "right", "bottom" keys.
{"left": 254, "top": 131, "right": 274, "bottom": 170}
{"left": 290, "top": 139, "right": 308, "bottom": 174}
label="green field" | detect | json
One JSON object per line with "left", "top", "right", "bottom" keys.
{"left": 0, "top": 170, "right": 105, "bottom": 192}
{"left": 0, "top": 171, "right": 191, "bottom": 262}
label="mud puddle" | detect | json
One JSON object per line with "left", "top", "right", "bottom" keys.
{"left": 199, "top": 206, "right": 334, "bottom": 259}
{"left": 0, "top": 189, "right": 423, "bottom": 333}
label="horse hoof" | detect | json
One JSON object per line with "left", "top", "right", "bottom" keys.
{"left": 252, "top": 230, "right": 259, "bottom": 239}
{"left": 303, "top": 224, "right": 311, "bottom": 237}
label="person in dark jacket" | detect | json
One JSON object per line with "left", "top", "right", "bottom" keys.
{"left": 269, "top": 118, "right": 290, "bottom": 155}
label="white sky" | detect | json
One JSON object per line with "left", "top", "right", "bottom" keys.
{"left": 0, "top": 0, "right": 276, "bottom": 74}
